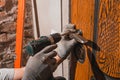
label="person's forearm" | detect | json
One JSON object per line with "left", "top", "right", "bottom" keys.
{"left": 14, "top": 67, "right": 25, "bottom": 80}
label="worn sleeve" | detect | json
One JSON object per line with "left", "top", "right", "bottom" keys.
{"left": 0, "top": 68, "right": 14, "bottom": 80}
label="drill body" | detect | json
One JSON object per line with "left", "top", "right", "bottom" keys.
{"left": 25, "top": 33, "right": 62, "bottom": 56}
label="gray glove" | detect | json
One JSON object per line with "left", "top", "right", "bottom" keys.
{"left": 57, "top": 24, "right": 77, "bottom": 60}
{"left": 22, "top": 44, "right": 58, "bottom": 80}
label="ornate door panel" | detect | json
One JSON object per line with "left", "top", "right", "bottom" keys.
{"left": 70, "top": 0, "right": 120, "bottom": 80}
{"left": 96, "top": 0, "right": 120, "bottom": 78}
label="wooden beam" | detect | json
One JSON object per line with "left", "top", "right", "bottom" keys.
{"left": 70, "top": 0, "right": 95, "bottom": 80}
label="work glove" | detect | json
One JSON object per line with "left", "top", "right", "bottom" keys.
{"left": 22, "top": 44, "right": 58, "bottom": 80}
{"left": 57, "top": 24, "right": 77, "bottom": 60}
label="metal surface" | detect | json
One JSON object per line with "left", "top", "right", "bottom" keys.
{"left": 70, "top": 33, "right": 88, "bottom": 44}
{"left": 62, "top": 29, "right": 88, "bottom": 44}
{"left": 74, "top": 44, "right": 86, "bottom": 63}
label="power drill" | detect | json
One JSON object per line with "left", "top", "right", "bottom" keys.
{"left": 25, "top": 31, "right": 88, "bottom": 56}
{"left": 25, "top": 33, "right": 62, "bottom": 56}
{"left": 25, "top": 23, "right": 88, "bottom": 56}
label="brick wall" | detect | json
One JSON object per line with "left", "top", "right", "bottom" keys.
{"left": 0, "top": 0, "right": 33, "bottom": 68}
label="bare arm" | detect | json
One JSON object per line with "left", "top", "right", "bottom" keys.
{"left": 14, "top": 67, "right": 25, "bottom": 80}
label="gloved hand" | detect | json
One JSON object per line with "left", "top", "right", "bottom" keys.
{"left": 22, "top": 44, "right": 58, "bottom": 80}
{"left": 57, "top": 24, "right": 77, "bottom": 60}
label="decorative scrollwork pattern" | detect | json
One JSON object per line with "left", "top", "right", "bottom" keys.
{"left": 96, "top": 0, "right": 120, "bottom": 78}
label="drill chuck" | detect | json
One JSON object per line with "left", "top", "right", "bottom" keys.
{"left": 25, "top": 33, "right": 61, "bottom": 56}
